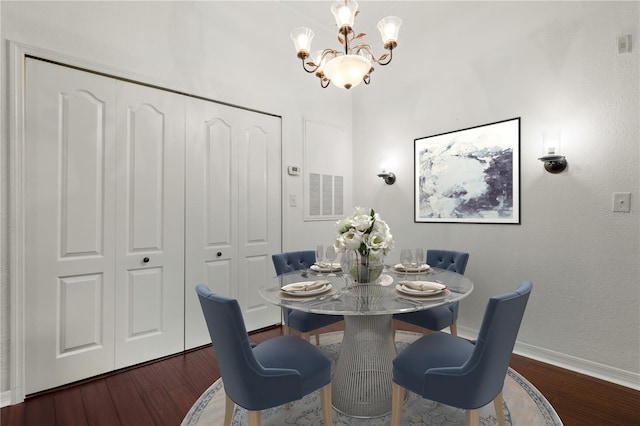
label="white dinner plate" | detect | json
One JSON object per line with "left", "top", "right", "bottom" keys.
{"left": 393, "top": 263, "right": 431, "bottom": 273}
{"left": 310, "top": 263, "right": 342, "bottom": 272}
{"left": 395, "top": 283, "right": 445, "bottom": 296}
{"left": 379, "top": 274, "right": 394, "bottom": 286}
{"left": 281, "top": 282, "right": 332, "bottom": 296}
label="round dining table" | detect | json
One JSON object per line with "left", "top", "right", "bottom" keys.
{"left": 259, "top": 264, "right": 474, "bottom": 418}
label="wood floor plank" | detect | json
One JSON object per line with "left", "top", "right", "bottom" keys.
{"left": 105, "top": 374, "right": 155, "bottom": 426}
{"left": 53, "top": 387, "right": 88, "bottom": 426}
{"left": 180, "top": 349, "right": 219, "bottom": 395}
{"left": 23, "top": 394, "right": 55, "bottom": 426}
{"left": 80, "top": 380, "right": 121, "bottom": 426}
{"left": 138, "top": 387, "right": 183, "bottom": 426}
{"left": 1, "top": 401, "right": 25, "bottom": 426}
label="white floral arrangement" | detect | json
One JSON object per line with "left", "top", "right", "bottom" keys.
{"left": 334, "top": 207, "right": 394, "bottom": 258}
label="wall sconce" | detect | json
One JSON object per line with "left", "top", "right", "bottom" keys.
{"left": 538, "top": 131, "right": 567, "bottom": 174}
{"left": 377, "top": 163, "right": 396, "bottom": 185}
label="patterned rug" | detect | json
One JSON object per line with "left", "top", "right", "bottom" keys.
{"left": 182, "top": 331, "right": 563, "bottom": 425}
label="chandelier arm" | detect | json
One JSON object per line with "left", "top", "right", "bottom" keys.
{"left": 320, "top": 49, "right": 339, "bottom": 63}
{"left": 352, "top": 43, "right": 374, "bottom": 56}
{"left": 320, "top": 77, "right": 331, "bottom": 88}
{"left": 374, "top": 47, "right": 394, "bottom": 66}
{"left": 302, "top": 58, "right": 319, "bottom": 74}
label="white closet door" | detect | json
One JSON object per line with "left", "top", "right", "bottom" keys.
{"left": 113, "top": 81, "right": 185, "bottom": 367}
{"left": 236, "top": 110, "right": 282, "bottom": 332}
{"left": 184, "top": 98, "right": 239, "bottom": 348}
{"left": 24, "top": 59, "right": 118, "bottom": 394}
{"left": 184, "top": 100, "right": 281, "bottom": 348}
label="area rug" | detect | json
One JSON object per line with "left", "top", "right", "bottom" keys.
{"left": 182, "top": 331, "right": 563, "bottom": 426}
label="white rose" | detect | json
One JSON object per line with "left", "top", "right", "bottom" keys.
{"left": 365, "top": 231, "right": 387, "bottom": 252}
{"left": 336, "top": 217, "right": 352, "bottom": 234}
{"left": 352, "top": 214, "right": 373, "bottom": 232}
{"left": 339, "top": 229, "right": 363, "bottom": 251}
{"left": 373, "top": 218, "right": 389, "bottom": 233}
{"left": 352, "top": 206, "right": 370, "bottom": 216}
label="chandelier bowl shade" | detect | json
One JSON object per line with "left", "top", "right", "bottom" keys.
{"left": 322, "top": 54, "right": 371, "bottom": 89}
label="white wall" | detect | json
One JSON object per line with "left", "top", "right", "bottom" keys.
{"left": 0, "top": 0, "right": 349, "bottom": 396}
{"left": 352, "top": 1, "right": 639, "bottom": 387}
{"left": 1, "top": 0, "right": 638, "bottom": 399}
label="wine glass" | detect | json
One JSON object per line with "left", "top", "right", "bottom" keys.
{"left": 316, "top": 245, "right": 324, "bottom": 275}
{"left": 400, "top": 249, "right": 414, "bottom": 275}
{"left": 325, "top": 246, "right": 337, "bottom": 275}
{"left": 415, "top": 248, "right": 425, "bottom": 267}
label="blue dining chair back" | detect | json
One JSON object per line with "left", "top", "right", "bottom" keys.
{"left": 196, "top": 284, "right": 333, "bottom": 426}
{"left": 272, "top": 251, "right": 343, "bottom": 345}
{"left": 391, "top": 281, "right": 533, "bottom": 426}
{"left": 394, "top": 249, "right": 470, "bottom": 335}
{"left": 272, "top": 250, "right": 316, "bottom": 275}
{"left": 427, "top": 249, "right": 469, "bottom": 273}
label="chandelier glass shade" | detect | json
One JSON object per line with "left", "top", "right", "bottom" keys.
{"left": 290, "top": 0, "right": 402, "bottom": 89}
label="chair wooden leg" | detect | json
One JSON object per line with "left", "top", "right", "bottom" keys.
{"left": 450, "top": 321, "right": 458, "bottom": 336}
{"left": 391, "top": 382, "right": 405, "bottom": 426}
{"left": 319, "top": 383, "right": 333, "bottom": 425}
{"left": 314, "top": 333, "right": 320, "bottom": 346}
{"left": 247, "top": 410, "right": 261, "bottom": 426}
{"left": 283, "top": 324, "right": 290, "bottom": 335}
{"left": 301, "top": 332, "right": 310, "bottom": 342}
{"left": 493, "top": 391, "right": 506, "bottom": 426}
{"left": 465, "top": 408, "right": 480, "bottom": 426}
{"left": 224, "top": 394, "right": 234, "bottom": 426}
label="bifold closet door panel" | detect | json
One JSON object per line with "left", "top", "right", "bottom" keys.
{"left": 184, "top": 100, "right": 282, "bottom": 348}
{"left": 184, "top": 98, "right": 239, "bottom": 349}
{"left": 235, "top": 109, "right": 282, "bottom": 332}
{"left": 24, "top": 58, "right": 118, "bottom": 394}
{"left": 113, "top": 81, "right": 186, "bottom": 368}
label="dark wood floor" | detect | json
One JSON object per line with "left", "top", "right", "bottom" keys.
{"left": 2, "top": 323, "right": 639, "bottom": 426}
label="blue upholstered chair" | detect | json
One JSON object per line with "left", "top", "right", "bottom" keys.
{"left": 390, "top": 281, "right": 533, "bottom": 426}
{"left": 196, "top": 284, "right": 333, "bottom": 426}
{"left": 272, "top": 251, "right": 343, "bottom": 345}
{"left": 393, "top": 249, "right": 470, "bottom": 336}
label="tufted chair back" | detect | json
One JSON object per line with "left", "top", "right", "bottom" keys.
{"left": 272, "top": 251, "right": 316, "bottom": 275}
{"left": 427, "top": 249, "right": 469, "bottom": 274}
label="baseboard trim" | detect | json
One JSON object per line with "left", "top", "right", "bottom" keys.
{"left": 1, "top": 390, "right": 13, "bottom": 408}
{"left": 458, "top": 326, "right": 640, "bottom": 391}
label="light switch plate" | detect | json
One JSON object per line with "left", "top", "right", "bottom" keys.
{"left": 612, "top": 192, "right": 631, "bottom": 213}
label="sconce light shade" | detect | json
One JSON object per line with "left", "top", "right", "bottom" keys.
{"left": 538, "top": 131, "right": 567, "bottom": 173}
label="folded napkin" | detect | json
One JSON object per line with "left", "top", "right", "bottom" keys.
{"left": 281, "top": 280, "right": 330, "bottom": 292}
{"left": 394, "top": 263, "right": 429, "bottom": 272}
{"left": 315, "top": 262, "right": 340, "bottom": 269}
{"left": 398, "top": 281, "right": 445, "bottom": 292}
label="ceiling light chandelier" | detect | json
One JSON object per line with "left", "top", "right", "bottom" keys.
{"left": 290, "top": 0, "right": 402, "bottom": 90}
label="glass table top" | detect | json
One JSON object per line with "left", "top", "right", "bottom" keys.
{"left": 259, "top": 265, "right": 474, "bottom": 316}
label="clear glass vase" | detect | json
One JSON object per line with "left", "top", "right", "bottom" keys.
{"left": 344, "top": 251, "right": 384, "bottom": 283}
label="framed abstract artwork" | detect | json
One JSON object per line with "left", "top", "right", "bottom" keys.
{"left": 414, "top": 118, "right": 520, "bottom": 224}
